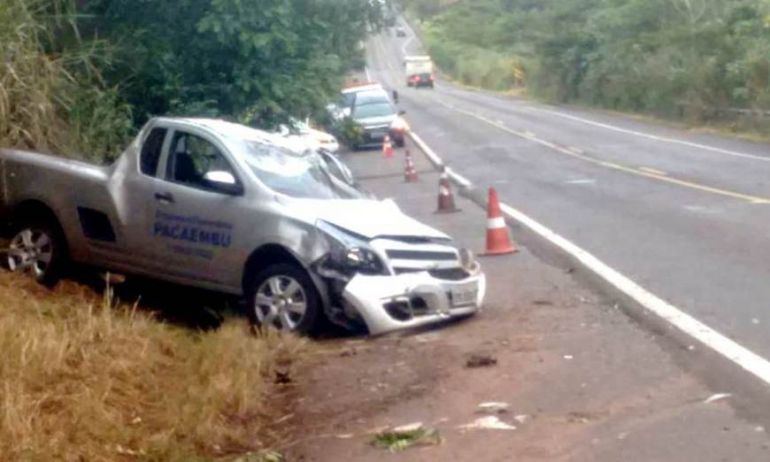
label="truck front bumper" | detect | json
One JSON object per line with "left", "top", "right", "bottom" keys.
{"left": 342, "top": 270, "right": 486, "bottom": 335}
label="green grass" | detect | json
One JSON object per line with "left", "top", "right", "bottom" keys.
{"left": 371, "top": 426, "right": 441, "bottom": 452}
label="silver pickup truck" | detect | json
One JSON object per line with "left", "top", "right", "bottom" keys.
{"left": 0, "top": 118, "right": 485, "bottom": 334}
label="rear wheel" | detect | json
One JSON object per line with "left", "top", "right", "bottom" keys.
{"left": 246, "top": 263, "right": 321, "bottom": 334}
{"left": 6, "top": 217, "right": 66, "bottom": 286}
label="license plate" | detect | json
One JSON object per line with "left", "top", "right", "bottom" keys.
{"left": 370, "top": 130, "right": 386, "bottom": 140}
{"left": 450, "top": 283, "right": 478, "bottom": 307}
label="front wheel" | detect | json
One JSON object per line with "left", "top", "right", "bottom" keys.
{"left": 246, "top": 263, "right": 321, "bottom": 334}
{"left": 6, "top": 217, "right": 67, "bottom": 286}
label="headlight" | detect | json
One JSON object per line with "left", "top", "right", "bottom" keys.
{"left": 338, "top": 246, "right": 385, "bottom": 274}
{"left": 458, "top": 248, "right": 479, "bottom": 272}
{"left": 317, "top": 221, "right": 387, "bottom": 276}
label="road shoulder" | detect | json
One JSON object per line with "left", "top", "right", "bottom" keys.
{"left": 286, "top": 145, "right": 769, "bottom": 461}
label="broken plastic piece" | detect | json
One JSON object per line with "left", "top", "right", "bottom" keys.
{"left": 458, "top": 416, "right": 516, "bottom": 431}
{"left": 477, "top": 402, "right": 510, "bottom": 414}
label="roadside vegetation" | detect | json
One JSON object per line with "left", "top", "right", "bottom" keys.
{"left": 404, "top": 0, "right": 770, "bottom": 132}
{"left": 0, "top": 274, "right": 304, "bottom": 460}
{"left": 0, "top": 1, "right": 382, "bottom": 458}
{"left": 1, "top": 0, "right": 382, "bottom": 162}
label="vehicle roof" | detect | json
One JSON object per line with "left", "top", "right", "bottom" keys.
{"left": 341, "top": 82, "right": 383, "bottom": 94}
{"left": 152, "top": 117, "right": 296, "bottom": 150}
{"left": 354, "top": 90, "right": 391, "bottom": 105}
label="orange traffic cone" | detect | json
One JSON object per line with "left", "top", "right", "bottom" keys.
{"left": 436, "top": 171, "right": 458, "bottom": 213}
{"left": 382, "top": 135, "right": 394, "bottom": 158}
{"left": 484, "top": 187, "right": 517, "bottom": 255}
{"left": 404, "top": 149, "right": 418, "bottom": 182}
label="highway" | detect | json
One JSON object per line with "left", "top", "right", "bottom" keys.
{"left": 367, "top": 22, "right": 770, "bottom": 385}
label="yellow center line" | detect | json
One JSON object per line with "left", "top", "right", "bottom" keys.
{"left": 439, "top": 101, "right": 770, "bottom": 205}
{"left": 639, "top": 166, "right": 667, "bottom": 176}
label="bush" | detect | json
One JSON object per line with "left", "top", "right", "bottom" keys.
{"left": 412, "top": 0, "right": 770, "bottom": 127}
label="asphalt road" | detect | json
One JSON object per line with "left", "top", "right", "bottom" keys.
{"left": 366, "top": 24, "right": 770, "bottom": 382}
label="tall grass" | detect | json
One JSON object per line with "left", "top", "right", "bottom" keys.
{"left": 0, "top": 274, "right": 304, "bottom": 461}
{"left": 0, "top": 0, "right": 132, "bottom": 163}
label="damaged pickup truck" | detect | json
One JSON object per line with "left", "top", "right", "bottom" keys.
{"left": 0, "top": 118, "right": 485, "bottom": 334}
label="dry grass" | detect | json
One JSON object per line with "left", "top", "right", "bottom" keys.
{"left": 0, "top": 273, "right": 305, "bottom": 461}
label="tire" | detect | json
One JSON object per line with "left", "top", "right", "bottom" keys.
{"left": 246, "top": 262, "right": 321, "bottom": 334}
{"left": 5, "top": 215, "right": 67, "bottom": 287}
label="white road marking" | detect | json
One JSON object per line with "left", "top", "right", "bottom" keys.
{"left": 565, "top": 179, "right": 597, "bottom": 185}
{"left": 526, "top": 106, "right": 770, "bottom": 163}
{"left": 410, "top": 129, "right": 770, "bottom": 389}
{"left": 567, "top": 146, "right": 585, "bottom": 155}
{"left": 683, "top": 205, "right": 720, "bottom": 215}
{"left": 408, "top": 132, "right": 473, "bottom": 187}
{"left": 498, "top": 200, "right": 770, "bottom": 387}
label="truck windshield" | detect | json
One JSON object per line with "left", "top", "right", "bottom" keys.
{"left": 353, "top": 102, "right": 393, "bottom": 119}
{"left": 242, "top": 141, "right": 356, "bottom": 199}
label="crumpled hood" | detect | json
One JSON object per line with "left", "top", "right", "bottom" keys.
{"left": 290, "top": 199, "right": 449, "bottom": 240}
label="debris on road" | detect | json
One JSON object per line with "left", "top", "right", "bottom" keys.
{"left": 371, "top": 424, "right": 441, "bottom": 452}
{"left": 393, "top": 422, "right": 424, "bottom": 433}
{"left": 567, "top": 411, "right": 595, "bottom": 424}
{"left": 477, "top": 402, "right": 510, "bottom": 414}
{"left": 458, "top": 416, "right": 517, "bottom": 431}
{"left": 231, "top": 450, "right": 284, "bottom": 462}
{"left": 513, "top": 414, "right": 531, "bottom": 424}
{"left": 465, "top": 352, "right": 498, "bottom": 368}
{"left": 704, "top": 393, "right": 732, "bottom": 404}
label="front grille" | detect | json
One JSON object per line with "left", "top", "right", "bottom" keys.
{"left": 386, "top": 250, "right": 457, "bottom": 261}
{"left": 363, "top": 124, "right": 390, "bottom": 131}
{"left": 392, "top": 267, "right": 470, "bottom": 281}
{"left": 429, "top": 268, "right": 470, "bottom": 281}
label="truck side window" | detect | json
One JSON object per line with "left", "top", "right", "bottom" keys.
{"left": 166, "top": 132, "right": 236, "bottom": 192}
{"left": 140, "top": 127, "right": 167, "bottom": 176}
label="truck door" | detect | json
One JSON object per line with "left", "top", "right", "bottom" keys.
{"left": 149, "top": 129, "right": 246, "bottom": 291}
{"left": 99, "top": 125, "right": 169, "bottom": 270}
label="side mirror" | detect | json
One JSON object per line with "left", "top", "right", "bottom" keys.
{"left": 204, "top": 171, "right": 244, "bottom": 196}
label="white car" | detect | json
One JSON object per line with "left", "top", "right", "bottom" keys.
{"left": 278, "top": 119, "right": 340, "bottom": 153}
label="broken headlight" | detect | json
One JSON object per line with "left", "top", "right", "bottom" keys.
{"left": 459, "top": 248, "right": 480, "bottom": 273}
{"left": 317, "top": 221, "right": 387, "bottom": 276}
